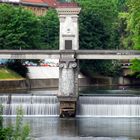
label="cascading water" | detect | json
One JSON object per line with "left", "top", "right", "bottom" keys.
{"left": 77, "top": 96, "right": 140, "bottom": 117}
{"left": 1, "top": 94, "right": 59, "bottom": 117}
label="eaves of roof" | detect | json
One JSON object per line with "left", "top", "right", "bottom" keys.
{"left": 21, "top": 1, "right": 48, "bottom": 7}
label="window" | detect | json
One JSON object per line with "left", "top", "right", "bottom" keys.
{"left": 65, "top": 40, "right": 72, "bottom": 50}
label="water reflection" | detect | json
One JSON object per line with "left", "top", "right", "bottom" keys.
{"left": 78, "top": 118, "right": 140, "bottom": 137}
{"left": 79, "top": 86, "right": 140, "bottom": 95}
{"left": 3, "top": 117, "right": 140, "bottom": 139}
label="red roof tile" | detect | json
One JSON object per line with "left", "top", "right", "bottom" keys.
{"left": 43, "top": 0, "right": 57, "bottom": 7}
{"left": 21, "top": 0, "right": 57, "bottom": 7}
{"left": 21, "top": 0, "right": 78, "bottom": 8}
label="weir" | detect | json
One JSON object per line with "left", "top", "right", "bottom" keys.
{"left": 1, "top": 95, "right": 59, "bottom": 116}
{"left": 77, "top": 95, "right": 140, "bottom": 117}
{"left": 1, "top": 94, "right": 140, "bottom": 117}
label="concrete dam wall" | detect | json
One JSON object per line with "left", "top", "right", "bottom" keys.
{"left": 0, "top": 78, "right": 90, "bottom": 91}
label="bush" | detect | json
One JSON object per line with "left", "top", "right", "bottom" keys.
{"left": 0, "top": 105, "right": 30, "bottom": 140}
{"left": 7, "top": 60, "right": 28, "bottom": 78}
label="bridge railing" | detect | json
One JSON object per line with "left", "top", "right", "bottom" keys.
{"left": 0, "top": 50, "right": 139, "bottom": 60}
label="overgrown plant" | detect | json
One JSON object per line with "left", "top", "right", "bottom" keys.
{"left": 0, "top": 105, "right": 30, "bottom": 140}
{"left": 0, "top": 105, "right": 3, "bottom": 128}
{"left": 13, "top": 107, "right": 30, "bottom": 140}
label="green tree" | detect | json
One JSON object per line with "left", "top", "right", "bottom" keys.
{"left": 117, "top": 0, "right": 128, "bottom": 12}
{"left": 7, "top": 60, "right": 28, "bottom": 78}
{"left": 122, "top": 0, "right": 140, "bottom": 77}
{"left": 77, "top": 0, "right": 121, "bottom": 76}
{"left": 0, "top": 4, "right": 41, "bottom": 49}
{"left": 78, "top": 0, "right": 119, "bottom": 50}
{"left": 40, "top": 9, "right": 59, "bottom": 49}
{"left": 127, "top": 0, "right": 140, "bottom": 49}
{"left": 130, "top": 59, "right": 140, "bottom": 78}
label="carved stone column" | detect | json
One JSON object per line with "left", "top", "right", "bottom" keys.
{"left": 58, "top": 57, "right": 78, "bottom": 117}
{"left": 59, "top": 59, "right": 77, "bottom": 96}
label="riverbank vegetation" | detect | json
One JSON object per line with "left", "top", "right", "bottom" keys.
{"left": 0, "top": 67, "right": 23, "bottom": 80}
{"left": 0, "top": 106, "right": 30, "bottom": 140}
{"left": 0, "top": 0, "right": 140, "bottom": 78}
{"left": 7, "top": 60, "right": 28, "bottom": 78}
{"left": 77, "top": 0, "right": 122, "bottom": 77}
{"left": 124, "top": 0, "right": 140, "bottom": 77}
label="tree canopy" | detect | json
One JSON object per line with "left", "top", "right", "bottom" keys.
{"left": 39, "top": 9, "right": 59, "bottom": 49}
{"left": 76, "top": 0, "right": 122, "bottom": 77}
{"left": 127, "top": 0, "right": 140, "bottom": 50}
{"left": 119, "top": 0, "right": 140, "bottom": 77}
{"left": 0, "top": 4, "right": 41, "bottom": 49}
{"left": 78, "top": 0, "right": 119, "bottom": 50}
{"left": 128, "top": 0, "right": 140, "bottom": 77}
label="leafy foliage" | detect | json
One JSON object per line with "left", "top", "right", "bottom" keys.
{"left": 78, "top": 0, "right": 119, "bottom": 49}
{"left": 0, "top": 106, "right": 30, "bottom": 140}
{"left": 118, "top": 12, "right": 131, "bottom": 49}
{"left": 127, "top": 0, "right": 140, "bottom": 50}
{"left": 130, "top": 59, "right": 140, "bottom": 78}
{"left": 120, "top": 0, "right": 140, "bottom": 77}
{"left": 40, "top": 10, "right": 59, "bottom": 49}
{"left": 7, "top": 60, "right": 28, "bottom": 78}
{"left": 0, "top": 4, "right": 41, "bottom": 49}
{"left": 80, "top": 60, "right": 122, "bottom": 77}
{"left": 76, "top": 0, "right": 121, "bottom": 76}
{"left": 14, "top": 107, "right": 30, "bottom": 140}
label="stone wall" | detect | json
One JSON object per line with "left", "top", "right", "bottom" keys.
{"left": 0, "top": 78, "right": 91, "bottom": 91}
{"left": 0, "top": 77, "right": 139, "bottom": 91}
{"left": 0, "top": 80, "right": 28, "bottom": 91}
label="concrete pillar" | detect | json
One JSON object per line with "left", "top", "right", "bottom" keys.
{"left": 56, "top": 7, "right": 81, "bottom": 50}
{"left": 56, "top": 3, "right": 81, "bottom": 117}
{"left": 58, "top": 54, "right": 78, "bottom": 117}
{"left": 119, "top": 76, "right": 131, "bottom": 85}
{"left": 59, "top": 60, "right": 77, "bottom": 96}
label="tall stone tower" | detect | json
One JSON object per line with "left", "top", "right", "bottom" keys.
{"left": 57, "top": 2, "right": 81, "bottom": 50}
{"left": 56, "top": 1, "right": 81, "bottom": 117}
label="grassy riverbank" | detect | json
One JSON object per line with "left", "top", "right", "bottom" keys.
{"left": 0, "top": 67, "right": 23, "bottom": 80}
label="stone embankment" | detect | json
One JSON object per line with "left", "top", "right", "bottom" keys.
{"left": 0, "top": 66, "right": 140, "bottom": 91}
{"left": 0, "top": 66, "right": 90, "bottom": 91}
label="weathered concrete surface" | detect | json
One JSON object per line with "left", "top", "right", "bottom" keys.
{"left": 76, "top": 50, "right": 140, "bottom": 60}
{"left": 57, "top": 7, "right": 81, "bottom": 50}
{"left": 27, "top": 66, "right": 84, "bottom": 79}
{"left": 58, "top": 96, "right": 77, "bottom": 117}
{"left": 0, "top": 79, "right": 29, "bottom": 91}
{"left": 0, "top": 50, "right": 60, "bottom": 59}
{"left": 0, "top": 78, "right": 91, "bottom": 91}
{"left": 59, "top": 68, "right": 75, "bottom": 96}
{"left": 0, "top": 50, "right": 140, "bottom": 60}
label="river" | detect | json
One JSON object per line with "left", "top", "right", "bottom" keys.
{"left": 1, "top": 87, "right": 140, "bottom": 140}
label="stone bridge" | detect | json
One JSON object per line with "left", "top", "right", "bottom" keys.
{"left": 1, "top": 3, "right": 140, "bottom": 117}
{"left": 0, "top": 50, "right": 140, "bottom": 60}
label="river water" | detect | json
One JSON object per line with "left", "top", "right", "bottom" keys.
{"left": 2, "top": 88, "right": 140, "bottom": 140}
